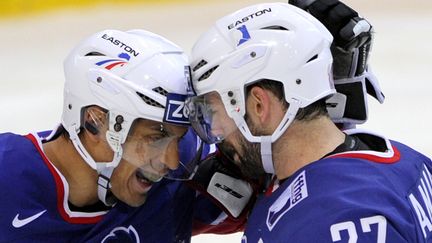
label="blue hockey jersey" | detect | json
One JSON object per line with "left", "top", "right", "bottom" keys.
{"left": 242, "top": 129, "right": 432, "bottom": 243}
{"left": 0, "top": 130, "right": 211, "bottom": 243}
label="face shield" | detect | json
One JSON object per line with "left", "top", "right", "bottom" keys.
{"left": 121, "top": 120, "right": 205, "bottom": 182}
{"left": 185, "top": 91, "right": 238, "bottom": 145}
{"left": 120, "top": 122, "right": 181, "bottom": 182}
{"left": 87, "top": 108, "right": 203, "bottom": 181}
{"left": 165, "top": 128, "right": 205, "bottom": 180}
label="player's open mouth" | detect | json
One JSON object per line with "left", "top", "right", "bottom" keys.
{"left": 134, "top": 169, "right": 156, "bottom": 194}
{"left": 134, "top": 168, "right": 163, "bottom": 191}
{"left": 136, "top": 170, "right": 152, "bottom": 184}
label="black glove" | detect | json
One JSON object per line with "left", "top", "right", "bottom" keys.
{"left": 289, "top": 0, "right": 385, "bottom": 127}
{"left": 186, "top": 152, "right": 255, "bottom": 219}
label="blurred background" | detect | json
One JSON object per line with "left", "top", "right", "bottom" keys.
{"left": 0, "top": 0, "right": 431, "bottom": 242}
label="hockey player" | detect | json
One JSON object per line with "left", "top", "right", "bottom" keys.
{"left": 187, "top": 2, "right": 432, "bottom": 242}
{"left": 0, "top": 29, "right": 251, "bottom": 242}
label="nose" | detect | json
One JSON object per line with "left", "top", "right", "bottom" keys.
{"left": 159, "top": 138, "right": 180, "bottom": 171}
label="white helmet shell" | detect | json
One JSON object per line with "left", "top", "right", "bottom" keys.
{"left": 62, "top": 29, "right": 190, "bottom": 171}
{"left": 191, "top": 3, "right": 335, "bottom": 141}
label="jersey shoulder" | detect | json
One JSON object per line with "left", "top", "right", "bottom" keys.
{"left": 0, "top": 132, "right": 47, "bottom": 180}
{"left": 0, "top": 132, "right": 72, "bottom": 241}
{"left": 245, "top": 130, "right": 431, "bottom": 243}
{"left": 246, "top": 165, "right": 420, "bottom": 242}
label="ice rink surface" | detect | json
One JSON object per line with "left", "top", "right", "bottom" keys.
{"left": 0, "top": 0, "right": 431, "bottom": 242}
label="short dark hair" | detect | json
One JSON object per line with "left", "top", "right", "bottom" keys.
{"left": 245, "top": 79, "right": 328, "bottom": 121}
{"left": 59, "top": 125, "right": 71, "bottom": 139}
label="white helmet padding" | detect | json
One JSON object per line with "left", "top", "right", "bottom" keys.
{"left": 190, "top": 3, "right": 335, "bottom": 173}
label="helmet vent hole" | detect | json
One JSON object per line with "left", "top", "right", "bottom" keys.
{"left": 306, "top": 54, "right": 318, "bottom": 63}
{"left": 192, "top": 60, "right": 208, "bottom": 72}
{"left": 198, "top": 65, "right": 219, "bottom": 82}
{"left": 152, "top": 87, "right": 168, "bottom": 96}
{"left": 85, "top": 52, "right": 106, "bottom": 56}
{"left": 262, "top": 26, "right": 289, "bottom": 31}
{"left": 136, "top": 92, "right": 164, "bottom": 108}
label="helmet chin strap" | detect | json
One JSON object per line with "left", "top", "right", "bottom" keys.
{"left": 260, "top": 99, "right": 300, "bottom": 174}
{"left": 68, "top": 125, "right": 123, "bottom": 206}
{"left": 97, "top": 167, "right": 118, "bottom": 206}
{"left": 233, "top": 99, "right": 301, "bottom": 175}
{"left": 260, "top": 135, "right": 274, "bottom": 173}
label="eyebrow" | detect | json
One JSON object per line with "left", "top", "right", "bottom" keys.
{"left": 179, "top": 129, "right": 188, "bottom": 139}
{"left": 145, "top": 124, "right": 164, "bottom": 133}
{"left": 148, "top": 122, "right": 188, "bottom": 138}
{"left": 165, "top": 125, "right": 188, "bottom": 139}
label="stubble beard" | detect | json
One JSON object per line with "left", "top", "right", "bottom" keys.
{"left": 218, "top": 123, "right": 267, "bottom": 180}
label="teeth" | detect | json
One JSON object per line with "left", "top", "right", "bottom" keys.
{"left": 138, "top": 178, "right": 149, "bottom": 184}
{"left": 136, "top": 171, "right": 151, "bottom": 184}
{"left": 136, "top": 169, "right": 163, "bottom": 183}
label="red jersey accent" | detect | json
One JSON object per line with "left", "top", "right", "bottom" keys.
{"left": 328, "top": 146, "right": 401, "bottom": 164}
{"left": 25, "top": 134, "right": 103, "bottom": 224}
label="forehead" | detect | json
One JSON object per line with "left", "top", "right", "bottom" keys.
{"left": 131, "top": 118, "right": 187, "bottom": 135}
{"left": 204, "top": 91, "right": 224, "bottom": 105}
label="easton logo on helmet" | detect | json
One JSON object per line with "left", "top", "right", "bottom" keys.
{"left": 237, "top": 25, "right": 251, "bottom": 46}
{"left": 227, "top": 8, "right": 272, "bottom": 30}
{"left": 96, "top": 53, "right": 130, "bottom": 70}
{"left": 101, "top": 34, "right": 140, "bottom": 57}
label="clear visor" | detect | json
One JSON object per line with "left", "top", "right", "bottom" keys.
{"left": 185, "top": 92, "right": 238, "bottom": 144}
{"left": 121, "top": 125, "right": 179, "bottom": 182}
{"left": 122, "top": 121, "right": 206, "bottom": 181}
{"left": 165, "top": 129, "right": 205, "bottom": 181}
{"left": 87, "top": 108, "right": 203, "bottom": 181}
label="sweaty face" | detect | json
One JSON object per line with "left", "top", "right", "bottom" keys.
{"left": 190, "top": 92, "right": 267, "bottom": 180}
{"left": 110, "top": 119, "right": 187, "bottom": 207}
{"left": 187, "top": 92, "right": 239, "bottom": 144}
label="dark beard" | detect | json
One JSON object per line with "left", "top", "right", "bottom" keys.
{"left": 218, "top": 131, "right": 267, "bottom": 180}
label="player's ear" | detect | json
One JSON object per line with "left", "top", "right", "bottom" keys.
{"left": 246, "top": 86, "right": 271, "bottom": 126}
{"left": 83, "top": 106, "right": 106, "bottom": 141}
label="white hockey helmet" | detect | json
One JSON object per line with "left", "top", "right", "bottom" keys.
{"left": 62, "top": 29, "right": 191, "bottom": 204}
{"left": 188, "top": 3, "right": 335, "bottom": 173}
